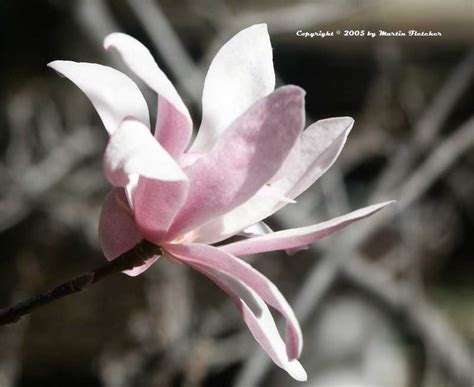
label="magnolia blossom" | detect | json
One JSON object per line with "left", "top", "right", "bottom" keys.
{"left": 49, "top": 24, "right": 392, "bottom": 381}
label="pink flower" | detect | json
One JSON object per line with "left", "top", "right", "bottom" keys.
{"left": 49, "top": 24, "right": 392, "bottom": 381}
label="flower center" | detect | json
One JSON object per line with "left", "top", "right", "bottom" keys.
{"left": 171, "top": 229, "right": 198, "bottom": 244}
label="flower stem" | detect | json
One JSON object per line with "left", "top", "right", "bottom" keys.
{"left": 0, "top": 240, "right": 161, "bottom": 326}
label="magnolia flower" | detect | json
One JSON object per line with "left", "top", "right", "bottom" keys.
{"left": 49, "top": 24, "right": 392, "bottom": 381}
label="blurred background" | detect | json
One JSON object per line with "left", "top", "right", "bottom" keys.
{"left": 0, "top": 0, "right": 473, "bottom": 386}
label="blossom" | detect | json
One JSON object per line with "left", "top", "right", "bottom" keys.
{"left": 48, "top": 24, "right": 392, "bottom": 381}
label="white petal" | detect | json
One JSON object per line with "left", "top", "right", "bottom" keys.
{"left": 191, "top": 24, "right": 275, "bottom": 152}
{"left": 104, "top": 33, "right": 192, "bottom": 157}
{"left": 240, "top": 222, "right": 306, "bottom": 256}
{"left": 164, "top": 243, "right": 303, "bottom": 360}
{"left": 104, "top": 118, "right": 187, "bottom": 187}
{"left": 221, "top": 201, "right": 395, "bottom": 256}
{"left": 48, "top": 60, "right": 150, "bottom": 134}
{"left": 188, "top": 263, "right": 307, "bottom": 381}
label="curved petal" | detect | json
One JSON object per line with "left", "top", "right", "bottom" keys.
{"left": 104, "top": 33, "right": 192, "bottom": 157}
{"left": 194, "top": 117, "right": 353, "bottom": 244}
{"left": 166, "top": 86, "right": 305, "bottom": 240}
{"left": 187, "top": 262, "right": 307, "bottom": 381}
{"left": 48, "top": 61, "right": 149, "bottom": 134}
{"left": 240, "top": 222, "right": 307, "bottom": 256}
{"left": 104, "top": 118, "right": 188, "bottom": 187}
{"left": 99, "top": 188, "right": 159, "bottom": 276}
{"left": 163, "top": 243, "right": 303, "bottom": 360}
{"left": 191, "top": 24, "right": 275, "bottom": 152}
{"left": 221, "top": 201, "right": 395, "bottom": 256}
{"left": 286, "top": 116, "right": 353, "bottom": 198}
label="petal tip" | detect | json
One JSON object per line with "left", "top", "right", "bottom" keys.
{"left": 273, "top": 85, "right": 306, "bottom": 111}
{"left": 343, "top": 115, "right": 355, "bottom": 126}
{"left": 253, "top": 23, "right": 268, "bottom": 31}
{"left": 47, "top": 59, "right": 66, "bottom": 72}
{"left": 334, "top": 116, "right": 355, "bottom": 134}
{"left": 377, "top": 200, "right": 397, "bottom": 208}
{"left": 283, "top": 84, "right": 306, "bottom": 97}
{"left": 46, "top": 60, "right": 58, "bottom": 68}
{"left": 243, "top": 23, "right": 269, "bottom": 36}
{"left": 47, "top": 60, "right": 75, "bottom": 78}
{"left": 287, "top": 360, "right": 308, "bottom": 381}
{"left": 383, "top": 199, "right": 397, "bottom": 207}
{"left": 103, "top": 32, "right": 127, "bottom": 50}
{"left": 103, "top": 34, "right": 115, "bottom": 50}
{"left": 365, "top": 200, "right": 397, "bottom": 216}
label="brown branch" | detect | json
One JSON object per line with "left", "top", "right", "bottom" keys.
{"left": 0, "top": 240, "right": 161, "bottom": 326}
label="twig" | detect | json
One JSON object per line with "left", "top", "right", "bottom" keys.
{"left": 398, "top": 116, "right": 474, "bottom": 208}
{"left": 371, "top": 50, "right": 474, "bottom": 201}
{"left": 126, "top": 0, "right": 203, "bottom": 103}
{"left": 0, "top": 128, "right": 101, "bottom": 232}
{"left": 340, "top": 254, "right": 473, "bottom": 385}
{"left": 0, "top": 240, "right": 161, "bottom": 326}
{"left": 351, "top": 116, "right": 474, "bottom": 243}
{"left": 75, "top": 0, "right": 121, "bottom": 54}
{"left": 0, "top": 254, "right": 36, "bottom": 387}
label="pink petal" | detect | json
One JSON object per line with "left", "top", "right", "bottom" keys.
{"left": 47, "top": 61, "right": 149, "bottom": 135}
{"left": 104, "top": 33, "right": 192, "bottom": 158}
{"left": 221, "top": 201, "right": 395, "bottom": 256}
{"left": 103, "top": 118, "right": 189, "bottom": 242}
{"left": 166, "top": 86, "right": 305, "bottom": 240}
{"left": 191, "top": 24, "right": 275, "bottom": 152}
{"left": 194, "top": 117, "right": 354, "bottom": 244}
{"left": 155, "top": 99, "right": 192, "bottom": 158}
{"left": 163, "top": 243, "right": 303, "bottom": 360}
{"left": 240, "top": 222, "right": 307, "bottom": 256}
{"left": 133, "top": 178, "right": 188, "bottom": 244}
{"left": 99, "top": 188, "right": 159, "bottom": 276}
{"left": 104, "top": 118, "right": 188, "bottom": 187}
{"left": 187, "top": 263, "right": 307, "bottom": 381}
{"left": 285, "top": 116, "right": 354, "bottom": 198}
